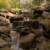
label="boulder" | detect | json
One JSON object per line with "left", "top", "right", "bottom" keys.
{"left": 0, "top": 38, "right": 7, "bottom": 47}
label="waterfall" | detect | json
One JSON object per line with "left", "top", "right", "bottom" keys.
{"left": 10, "top": 31, "right": 24, "bottom": 50}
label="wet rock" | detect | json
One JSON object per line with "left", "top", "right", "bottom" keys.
{"left": 20, "top": 32, "right": 36, "bottom": 49}
{"left": 0, "top": 26, "right": 10, "bottom": 33}
{"left": 0, "top": 38, "right": 7, "bottom": 48}
{"left": 0, "top": 16, "right": 10, "bottom": 26}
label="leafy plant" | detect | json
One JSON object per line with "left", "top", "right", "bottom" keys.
{"left": 0, "top": 0, "right": 9, "bottom": 9}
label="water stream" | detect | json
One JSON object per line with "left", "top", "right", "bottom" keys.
{"left": 10, "top": 29, "right": 24, "bottom": 50}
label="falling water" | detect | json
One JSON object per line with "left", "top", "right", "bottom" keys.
{"left": 10, "top": 30, "right": 24, "bottom": 50}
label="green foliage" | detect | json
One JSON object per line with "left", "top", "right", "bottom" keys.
{"left": 0, "top": 0, "right": 20, "bottom": 9}
{"left": 32, "top": 0, "right": 41, "bottom": 6}
{"left": 0, "top": 0, "right": 50, "bottom": 9}
{"left": 0, "top": 0, "right": 9, "bottom": 9}
{"left": 10, "top": 0, "right": 20, "bottom": 8}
